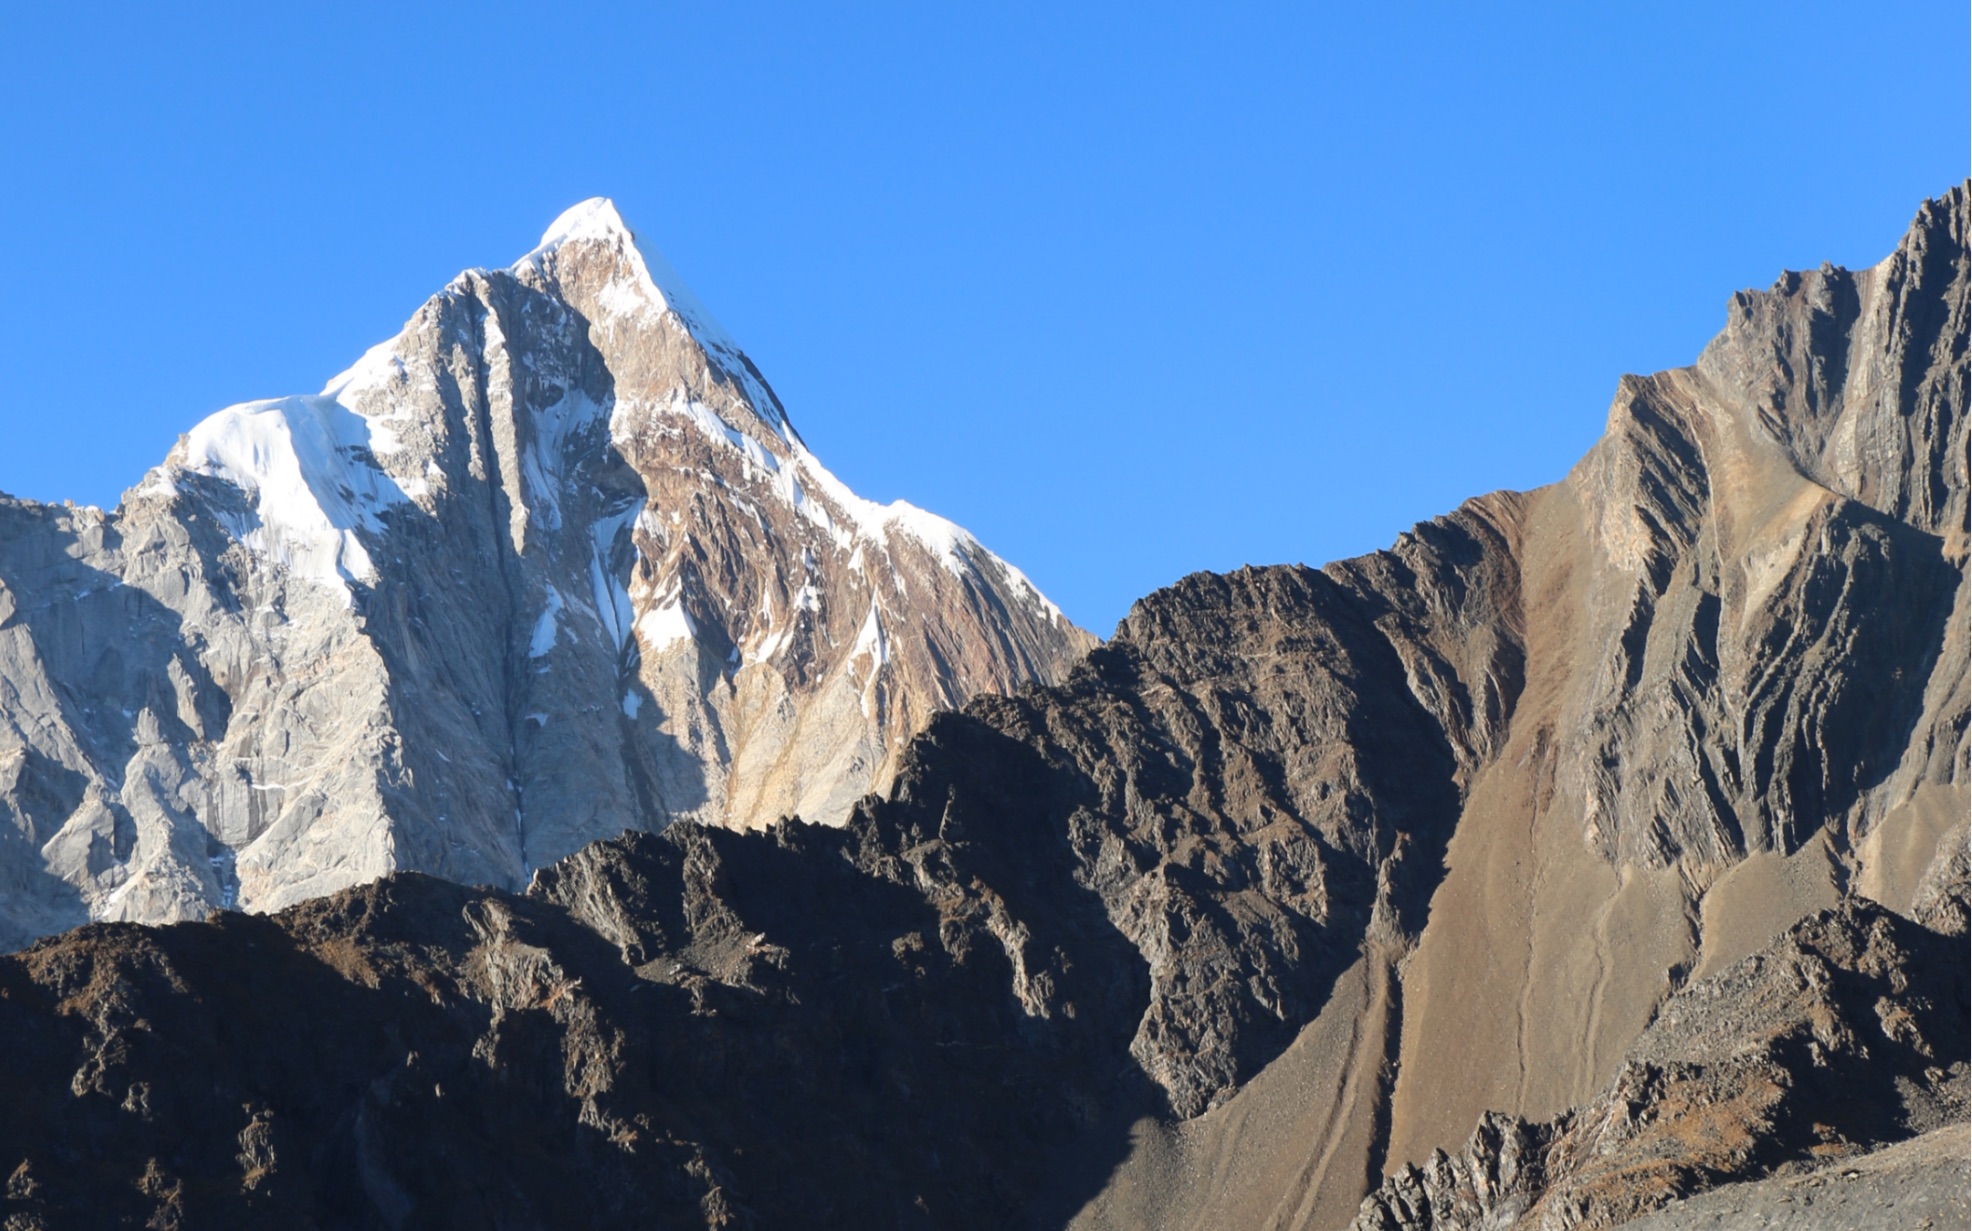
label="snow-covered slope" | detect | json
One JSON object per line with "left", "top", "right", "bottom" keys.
{"left": 0, "top": 199, "right": 1095, "bottom": 945}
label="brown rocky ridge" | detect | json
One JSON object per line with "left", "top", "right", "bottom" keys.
{"left": 0, "top": 185, "right": 1962, "bottom": 1230}
{"left": 1351, "top": 898, "right": 1967, "bottom": 1230}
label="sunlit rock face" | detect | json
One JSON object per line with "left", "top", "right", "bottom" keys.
{"left": 0, "top": 199, "right": 1094, "bottom": 944}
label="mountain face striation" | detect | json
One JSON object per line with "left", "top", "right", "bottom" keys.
{"left": 0, "top": 187, "right": 1962, "bottom": 1231}
{"left": 0, "top": 199, "right": 1093, "bottom": 946}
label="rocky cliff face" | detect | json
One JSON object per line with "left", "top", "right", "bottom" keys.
{"left": 0, "top": 187, "right": 1961, "bottom": 1230}
{"left": 0, "top": 199, "right": 1093, "bottom": 946}
{"left": 1379, "top": 183, "right": 1968, "bottom": 1171}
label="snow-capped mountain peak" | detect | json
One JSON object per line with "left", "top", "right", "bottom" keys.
{"left": 0, "top": 197, "right": 1096, "bottom": 944}
{"left": 533, "top": 195, "right": 637, "bottom": 249}
{"left": 517, "top": 197, "right": 789, "bottom": 440}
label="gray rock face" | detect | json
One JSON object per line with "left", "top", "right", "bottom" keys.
{"left": 0, "top": 199, "right": 1093, "bottom": 947}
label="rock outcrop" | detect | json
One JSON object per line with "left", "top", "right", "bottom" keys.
{"left": 0, "top": 199, "right": 1093, "bottom": 946}
{"left": 1352, "top": 900, "right": 1969, "bottom": 1231}
{"left": 0, "top": 827, "right": 1145, "bottom": 1230}
{"left": 1611, "top": 1122, "right": 1969, "bottom": 1231}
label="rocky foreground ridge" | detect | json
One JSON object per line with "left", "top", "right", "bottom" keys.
{"left": 1352, "top": 899, "right": 1968, "bottom": 1231}
{"left": 0, "top": 187, "right": 1962, "bottom": 1230}
{"left": 0, "top": 199, "right": 1093, "bottom": 945}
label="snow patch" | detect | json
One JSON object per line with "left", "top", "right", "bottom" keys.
{"left": 656, "top": 393, "right": 788, "bottom": 485}
{"left": 848, "top": 602, "right": 891, "bottom": 720}
{"left": 772, "top": 464, "right": 849, "bottom": 548}
{"left": 791, "top": 445, "right": 975, "bottom": 579}
{"left": 177, "top": 394, "right": 411, "bottom": 601}
{"left": 591, "top": 556, "right": 632, "bottom": 649}
{"left": 751, "top": 624, "right": 793, "bottom": 664}
{"left": 530, "top": 587, "right": 564, "bottom": 658}
{"left": 849, "top": 602, "right": 890, "bottom": 670}
{"left": 636, "top": 597, "right": 698, "bottom": 652}
{"left": 319, "top": 339, "right": 431, "bottom": 500}
{"left": 589, "top": 504, "right": 640, "bottom": 650}
{"left": 321, "top": 337, "right": 406, "bottom": 405}
{"left": 518, "top": 391, "right": 609, "bottom": 533}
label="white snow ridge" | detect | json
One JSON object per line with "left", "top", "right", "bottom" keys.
{"left": 173, "top": 394, "right": 410, "bottom": 600}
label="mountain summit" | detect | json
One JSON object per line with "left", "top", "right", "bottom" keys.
{"left": 0, "top": 200, "right": 1094, "bottom": 944}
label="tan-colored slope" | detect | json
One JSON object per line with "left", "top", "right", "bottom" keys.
{"left": 1384, "top": 476, "right": 1700, "bottom": 1161}
{"left": 1356, "top": 898, "right": 1969, "bottom": 1231}
{"left": 1068, "top": 951, "right": 1399, "bottom": 1231}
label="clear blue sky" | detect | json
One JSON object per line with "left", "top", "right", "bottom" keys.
{"left": 2, "top": 3, "right": 1964, "bottom": 632}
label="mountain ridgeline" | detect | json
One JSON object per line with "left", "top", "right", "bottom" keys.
{"left": 0, "top": 187, "right": 1964, "bottom": 1230}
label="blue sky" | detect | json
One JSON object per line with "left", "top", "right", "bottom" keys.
{"left": 1, "top": 3, "right": 1963, "bottom": 632}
